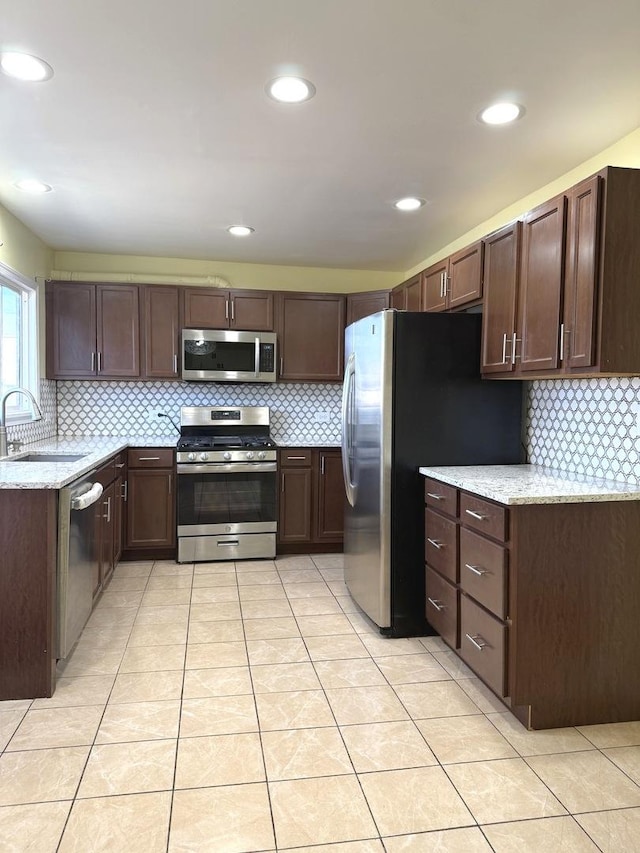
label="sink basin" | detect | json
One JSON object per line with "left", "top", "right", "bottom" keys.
{"left": 8, "top": 453, "right": 87, "bottom": 463}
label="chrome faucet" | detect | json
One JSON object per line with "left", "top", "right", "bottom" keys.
{"left": 0, "top": 388, "right": 43, "bottom": 457}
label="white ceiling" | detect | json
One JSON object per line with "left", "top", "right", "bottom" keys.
{"left": 1, "top": 0, "right": 639, "bottom": 272}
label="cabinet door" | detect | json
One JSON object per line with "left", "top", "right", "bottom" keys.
{"left": 562, "top": 175, "right": 601, "bottom": 370}
{"left": 113, "top": 473, "right": 124, "bottom": 566}
{"left": 278, "top": 467, "right": 312, "bottom": 543}
{"left": 277, "top": 293, "right": 345, "bottom": 381}
{"left": 346, "top": 291, "right": 390, "bottom": 325}
{"left": 315, "top": 450, "right": 344, "bottom": 541}
{"left": 405, "top": 275, "right": 423, "bottom": 312}
{"left": 46, "top": 282, "right": 97, "bottom": 378}
{"left": 448, "top": 241, "right": 483, "bottom": 309}
{"left": 182, "top": 288, "right": 229, "bottom": 328}
{"left": 423, "top": 260, "right": 448, "bottom": 312}
{"left": 142, "top": 286, "right": 180, "bottom": 378}
{"left": 229, "top": 290, "right": 274, "bottom": 330}
{"left": 126, "top": 469, "right": 175, "bottom": 548}
{"left": 390, "top": 286, "right": 406, "bottom": 310}
{"left": 518, "top": 195, "right": 567, "bottom": 373}
{"left": 96, "top": 285, "right": 140, "bottom": 377}
{"left": 98, "top": 481, "right": 116, "bottom": 590}
{"left": 481, "top": 223, "right": 521, "bottom": 374}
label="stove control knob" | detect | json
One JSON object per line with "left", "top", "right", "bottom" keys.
{"left": 187, "top": 452, "right": 196, "bottom": 461}
{"left": 223, "top": 452, "right": 232, "bottom": 461}
{"left": 199, "top": 452, "right": 209, "bottom": 461}
{"left": 246, "top": 451, "right": 255, "bottom": 460}
{"left": 257, "top": 451, "right": 266, "bottom": 460}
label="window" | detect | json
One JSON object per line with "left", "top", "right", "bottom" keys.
{"left": 0, "top": 267, "right": 38, "bottom": 423}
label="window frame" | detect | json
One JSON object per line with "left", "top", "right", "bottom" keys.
{"left": 0, "top": 261, "right": 39, "bottom": 424}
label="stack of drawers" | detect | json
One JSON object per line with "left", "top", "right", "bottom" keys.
{"left": 424, "top": 477, "right": 509, "bottom": 698}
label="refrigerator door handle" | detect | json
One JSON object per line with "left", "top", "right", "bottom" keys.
{"left": 341, "top": 352, "right": 357, "bottom": 507}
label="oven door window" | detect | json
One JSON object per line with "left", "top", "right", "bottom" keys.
{"left": 178, "top": 469, "right": 277, "bottom": 526}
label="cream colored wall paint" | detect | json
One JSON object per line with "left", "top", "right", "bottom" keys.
{"left": 0, "top": 202, "right": 54, "bottom": 376}
{"left": 53, "top": 251, "right": 400, "bottom": 293}
{"left": 403, "top": 125, "right": 640, "bottom": 282}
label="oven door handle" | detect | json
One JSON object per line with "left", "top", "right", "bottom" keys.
{"left": 255, "top": 337, "right": 260, "bottom": 377}
{"left": 177, "top": 462, "right": 277, "bottom": 475}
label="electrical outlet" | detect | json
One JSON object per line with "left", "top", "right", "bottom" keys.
{"left": 146, "top": 408, "right": 160, "bottom": 421}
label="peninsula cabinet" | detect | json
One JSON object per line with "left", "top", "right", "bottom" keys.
{"left": 278, "top": 448, "right": 344, "bottom": 551}
{"left": 46, "top": 282, "right": 140, "bottom": 379}
{"left": 481, "top": 166, "right": 640, "bottom": 378}
{"left": 423, "top": 241, "right": 484, "bottom": 313}
{"left": 124, "top": 448, "right": 176, "bottom": 553}
{"left": 182, "top": 287, "right": 274, "bottom": 331}
{"left": 276, "top": 293, "right": 346, "bottom": 382}
{"left": 141, "top": 285, "right": 180, "bottom": 379}
{"left": 423, "top": 474, "right": 640, "bottom": 729}
{"left": 346, "top": 290, "right": 390, "bottom": 325}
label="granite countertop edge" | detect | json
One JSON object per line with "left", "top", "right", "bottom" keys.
{"left": 419, "top": 464, "right": 640, "bottom": 505}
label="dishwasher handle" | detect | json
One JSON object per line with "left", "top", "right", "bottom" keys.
{"left": 71, "top": 482, "right": 104, "bottom": 511}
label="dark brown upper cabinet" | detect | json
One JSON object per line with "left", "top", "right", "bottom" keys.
{"left": 424, "top": 241, "right": 484, "bottom": 313}
{"left": 390, "top": 274, "right": 423, "bottom": 312}
{"left": 276, "top": 292, "right": 345, "bottom": 382}
{"left": 346, "top": 290, "right": 390, "bottom": 326}
{"left": 141, "top": 285, "right": 180, "bottom": 379}
{"left": 47, "top": 282, "right": 140, "bottom": 379}
{"left": 480, "top": 222, "right": 521, "bottom": 375}
{"left": 482, "top": 167, "right": 640, "bottom": 378}
{"left": 182, "top": 287, "right": 274, "bottom": 331}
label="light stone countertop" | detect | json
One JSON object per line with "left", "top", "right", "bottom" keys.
{"left": 0, "top": 435, "right": 178, "bottom": 489}
{"left": 418, "top": 464, "right": 640, "bottom": 505}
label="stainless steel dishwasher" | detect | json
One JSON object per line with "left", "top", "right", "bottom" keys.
{"left": 57, "top": 474, "right": 104, "bottom": 659}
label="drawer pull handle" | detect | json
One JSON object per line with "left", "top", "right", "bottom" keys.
{"left": 115, "top": 462, "right": 125, "bottom": 469}
{"left": 138, "top": 456, "right": 161, "bottom": 461}
{"left": 218, "top": 540, "right": 239, "bottom": 546}
{"left": 465, "top": 633, "right": 487, "bottom": 652}
{"left": 465, "top": 509, "right": 486, "bottom": 521}
{"left": 286, "top": 456, "right": 307, "bottom": 460}
{"left": 465, "top": 563, "right": 488, "bottom": 576}
{"left": 427, "top": 597, "right": 444, "bottom": 612}
{"left": 427, "top": 538, "right": 444, "bottom": 550}
{"left": 426, "top": 492, "right": 444, "bottom": 500}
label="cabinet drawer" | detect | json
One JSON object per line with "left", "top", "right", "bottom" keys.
{"left": 128, "top": 448, "right": 174, "bottom": 468}
{"left": 460, "top": 595, "right": 507, "bottom": 697}
{"left": 94, "top": 455, "right": 117, "bottom": 488}
{"left": 459, "top": 528, "right": 507, "bottom": 618}
{"left": 425, "top": 567, "right": 458, "bottom": 649}
{"left": 279, "top": 448, "right": 312, "bottom": 467}
{"left": 460, "top": 492, "right": 507, "bottom": 542}
{"left": 113, "top": 452, "right": 127, "bottom": 473}
{"left": 424, "top": 478, "right": 458, "bottom": 518}
{"left": 425, "top": 509, "right": 458, "bottom": 582}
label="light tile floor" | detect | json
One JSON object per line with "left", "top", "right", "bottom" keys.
{"left": 1, "top": 554, "right": 640, "bottom": 851}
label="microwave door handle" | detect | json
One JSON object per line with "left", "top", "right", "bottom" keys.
{"left": 255, "top": 337, "right": 260, "bottom": 377}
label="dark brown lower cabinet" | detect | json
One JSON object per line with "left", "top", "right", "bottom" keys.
{"left": 124, "top": 448, "right": 175, "bottom": 552}
{"left": 93, "top": 451, "right": 126, "bottom": 598}
{"left": 424, "top": 475, "right": 640, "bottom": 729}
{"left": 278, "top": 448, "right": 344, "bottom": 551}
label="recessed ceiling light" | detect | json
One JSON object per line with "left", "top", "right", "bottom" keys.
{"left": 394, "top": 197, "right": 425, "bottom": 212}
{"left": 227, "top": 225, "right": 255, "bottom": 237}
{"left": 0, "top": 52, "right": 53, "bottom": 82}
{"left": 266, "top": 76, "right": 316, "bottom": 104}
{"left": 14, "top": 179, "right": 53, "bottom": 194}
{"left": 478, "top": 102, "right": 523, "bottom": 125}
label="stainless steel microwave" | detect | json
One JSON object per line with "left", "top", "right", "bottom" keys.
{"left": 181, "top": 329, "right": 277, "bottom": 383}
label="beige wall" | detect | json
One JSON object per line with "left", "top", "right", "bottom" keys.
{"left": 0, "top": 203, "right": 54, "bottom": 376}
{"left": 52, "top": 251, "right": 400, "bottom": 293}
{"left": 403, "top": 126, "right": 640, "bottom": 281}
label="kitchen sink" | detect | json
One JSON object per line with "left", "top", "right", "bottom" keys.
{"left": 8, "top": 453, "right": 87, "bottom": 463}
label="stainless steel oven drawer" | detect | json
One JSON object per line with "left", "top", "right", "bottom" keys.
{"left": 178, "top": 532, "right": 276, "bottom": 562}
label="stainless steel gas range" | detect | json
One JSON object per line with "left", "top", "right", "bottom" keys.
{"left": 176, "top": 406, "right": 278, "bottom": 562}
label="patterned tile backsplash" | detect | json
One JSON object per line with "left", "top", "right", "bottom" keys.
{"left": 56, "top": 380, "right": 343, "bottom": 446}
{"left": 11, "top": 377, "right": 640, "bottom": 486}
{"left": 526, "top": 377, "right": 640, "bottom": 484}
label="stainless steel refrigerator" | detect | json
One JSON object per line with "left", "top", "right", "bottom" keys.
{"left": 341, "top": 310, "right": 523, "bottom": 637}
